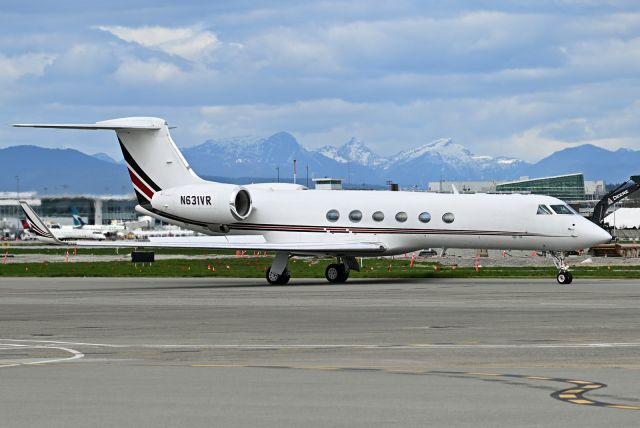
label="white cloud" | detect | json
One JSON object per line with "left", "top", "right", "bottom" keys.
{"left": 96, "top": 25, "right": 221, "bottom": 62}
{"left": 114, "top": 57, "right": 185, "bottom": 83}
{"left": 0, "top": 53, "right": 55, "bottom": 81}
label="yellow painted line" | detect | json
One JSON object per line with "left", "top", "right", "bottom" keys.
{"left": 581, "top": 384, "right": 601, "bottom": 389}
{"left": 559, "top": 394, "right": 577, "bottom": 399}
{"left": 526, "top": 376, "right": 551, "bottom": 380}
{"left": 569, "top": 399, "right": 594, "bottom": 405}
{"left": 607, "top": 405, "right": 640, "bottom": 410}
{"left": 466, "top": 372, "right": 500, "bottom": 376}
{"left": 290, "top": 365, "right": 338, "bottom": 371}
{"left": 191, "top": 364, "right": 246, "bottom": 368}
{"left": 568, "top": 380, "right": 593, "bottom": 385}
{"left": 563, "top": 389, "right": 584, "bottom": 394}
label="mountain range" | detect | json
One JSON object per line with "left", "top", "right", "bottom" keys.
{"left": 0, "top": 134, "right": 637, "bottom": 195}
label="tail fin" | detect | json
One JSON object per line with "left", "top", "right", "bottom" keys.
{"left": 15, "top": 117, "right": 204, "bottom": 207}
{"left": 71, "top": 207, "right": 86, "bottom": 227}
{"left": 19, "top": 201, "right": 62, "bottom": 244}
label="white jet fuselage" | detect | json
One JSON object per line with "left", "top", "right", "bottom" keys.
{"left": 147, "top": 184, "right": 609, "bottom": 255}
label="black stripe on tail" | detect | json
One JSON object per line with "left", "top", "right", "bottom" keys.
{"left": 118, "top": 137, "right": 161, "bottom": 192}
{"left": 134, "top": 190, "right": 152, "bottom": 209}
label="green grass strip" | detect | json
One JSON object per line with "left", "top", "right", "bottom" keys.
{"left": 1, "top": 258, "right": 639, "bottom": 279}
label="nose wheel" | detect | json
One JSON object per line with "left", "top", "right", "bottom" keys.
{"left": 551, "top": 252, "right": 573, "bottom": 285}
{"left": 556, "top": 271, "right": 573, "bottom": 285}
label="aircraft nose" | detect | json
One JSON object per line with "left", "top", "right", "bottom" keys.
{"left": 585, "top": 223, "right": 612, "bottom": 246}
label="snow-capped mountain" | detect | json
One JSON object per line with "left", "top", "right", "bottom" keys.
{"left": 3, "top": 137, "right": 638, "bottom": 194}
{"left": 181, "top": 133, "right": 527, "bottom": 185}
{"left": 320, "top": 138, "right": 388, "bottom": 168}
{"left": 389, "top": 138, "right": 523, "bottom": 172}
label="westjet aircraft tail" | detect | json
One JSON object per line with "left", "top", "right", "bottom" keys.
{"left": 71, "top": 207, "right": 86, "bottom": 226}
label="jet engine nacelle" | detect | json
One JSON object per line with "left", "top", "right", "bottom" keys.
{"left": 151, "top": 183, "right": 253, "bottom": 232}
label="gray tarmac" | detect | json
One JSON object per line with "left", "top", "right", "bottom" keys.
{"left": 0, "top": 277, "right": 639, "bottom": 427}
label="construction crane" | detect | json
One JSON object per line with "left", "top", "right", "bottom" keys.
{"left": 590, "top": 175, "right": 640, "bottom": 226}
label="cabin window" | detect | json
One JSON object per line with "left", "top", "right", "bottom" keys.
{"left": 418, "top": 212, "right": 431, "bottom": 223}
{"left": 537, "top": 204, "right": 552, "bottom": 215}
{"left": 349, "top": 210, "right": 363, "bottom": 222}
{"left": 326, "top": 209, "right": 340, "bottom": 222}
{"left": 395, "top": 211, "right": 408, "bottom": 222}
{"left": 550, "top": 204, "right": 573, "bottom": 215}
{"left": 442, "top": 212, "right": 455, "bottom": 223}
{"left": 372, "top": 211, "right": 384, "bottom": 222}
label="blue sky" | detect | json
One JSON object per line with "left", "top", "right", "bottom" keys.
{"left": 2, "top": 0, "right": 640, "bottom": 161}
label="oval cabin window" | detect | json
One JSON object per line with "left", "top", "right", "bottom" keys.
{"left": 372, "top": 211, "right": 384, "bottom": 222}
{"left": 349, "top": 210, "right": 363, "bottom": 222}
{"left": 418, "top": 212, "right": 431, "bottom": 223}
{"left": 326, "top": 209, "right": 340, "bottom": 222}
{"left": 395, "top": 212, "right": 408, "bottom": 222}
{"left": 442, "top": 212, "right": 455, "bottom": 223}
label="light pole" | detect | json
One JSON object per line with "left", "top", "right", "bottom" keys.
{"left": 276, "top": 167, "right": 280, "bottom": 183}
{"left": 15, "top": 176, "right": 19, "bottom": 199}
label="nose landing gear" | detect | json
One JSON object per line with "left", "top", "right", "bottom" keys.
{"left": 556, "top": 270, "right": 573, "bottom": 285}
{"left": 551, "top": 252, "right": 573, "bottom": 285}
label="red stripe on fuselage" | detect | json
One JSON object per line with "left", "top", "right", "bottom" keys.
{"left": 128, "top": 167, "right": 154, "bottom": 199}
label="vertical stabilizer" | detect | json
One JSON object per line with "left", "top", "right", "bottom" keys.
{"left": 14, "top": 117, "right": 205, "bottom": 207}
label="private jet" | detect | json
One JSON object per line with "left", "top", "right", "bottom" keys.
{"left": 15, "top": 117, "right": 611, "bottom": 285}
{"left": 21, "top": 217, "right": 107, "bottom": 241}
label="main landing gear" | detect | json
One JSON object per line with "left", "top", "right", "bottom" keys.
{"left": 266, "top": 267, "right": 290, "bottom": 285}
{"left": 265, "top": 253, "right": 360, "bottom": 285}
{"left": 324, "top": 256, "right": 359, "bottom": 283}
{"left": 266, "top": 251, "right": 291, "bottom": 285}
{"left": 325, "top": 263, "right": 349, "bottom": 283}
{"left": 551, "top": 251, "right": 573, "bottom": 285}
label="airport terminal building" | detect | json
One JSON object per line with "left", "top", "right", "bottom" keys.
{"left": 0, "top": 192, "right": 138, "bottom": 229}
{"left": 428, "top": 173, "right": 606, "bottom": 202}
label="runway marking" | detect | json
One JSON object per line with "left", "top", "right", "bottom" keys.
{"left": 190, "top": 363, "right": 640, "bottom": 411}
{"left": 4, "top": 338, "right": 640, "bottom": 350}
{"left": 0, "top": 342, "right": 84, "bottom": 367}
{"left": 2, "top": 339, "right": 639, "bottom": 410}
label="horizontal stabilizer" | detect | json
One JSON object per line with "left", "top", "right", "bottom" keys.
{"left": 13, "top": 117, "right": 164, "bottom": 131}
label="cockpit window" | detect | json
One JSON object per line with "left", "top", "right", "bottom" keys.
{"left": 550, "top": 204, "right": 574, "bottom": 215}
{"left": 536, "top": 204, "right": 552, "bottom": 215}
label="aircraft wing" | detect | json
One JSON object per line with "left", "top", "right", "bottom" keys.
{"left": 19, "top": 201, "right": 385, "bottom": 255}
{"left": 73, "top": 236, "right": 386, "bottom": 255}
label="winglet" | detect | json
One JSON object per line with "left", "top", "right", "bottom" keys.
{"left": 19, "top": 201, "right": 63, "bottom": 244}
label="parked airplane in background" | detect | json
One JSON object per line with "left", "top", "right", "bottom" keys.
{"left": 15, "top": 117, "right": 611, "bottom": 284}
{"left": 71, "top": 207, "right": 126, "bottom": 237}
{"left": 21, "top": 214, "right": 107, "bottom": 241}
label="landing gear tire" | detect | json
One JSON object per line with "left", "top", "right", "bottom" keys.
{"left": 325, "top": 264, "right": 349, "bottom": 283}
{"left": 266, "top": 268, "right": 290, "bottom": 285}
{"left": 556, "top": 271, "right": 573, "bottom": 285}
